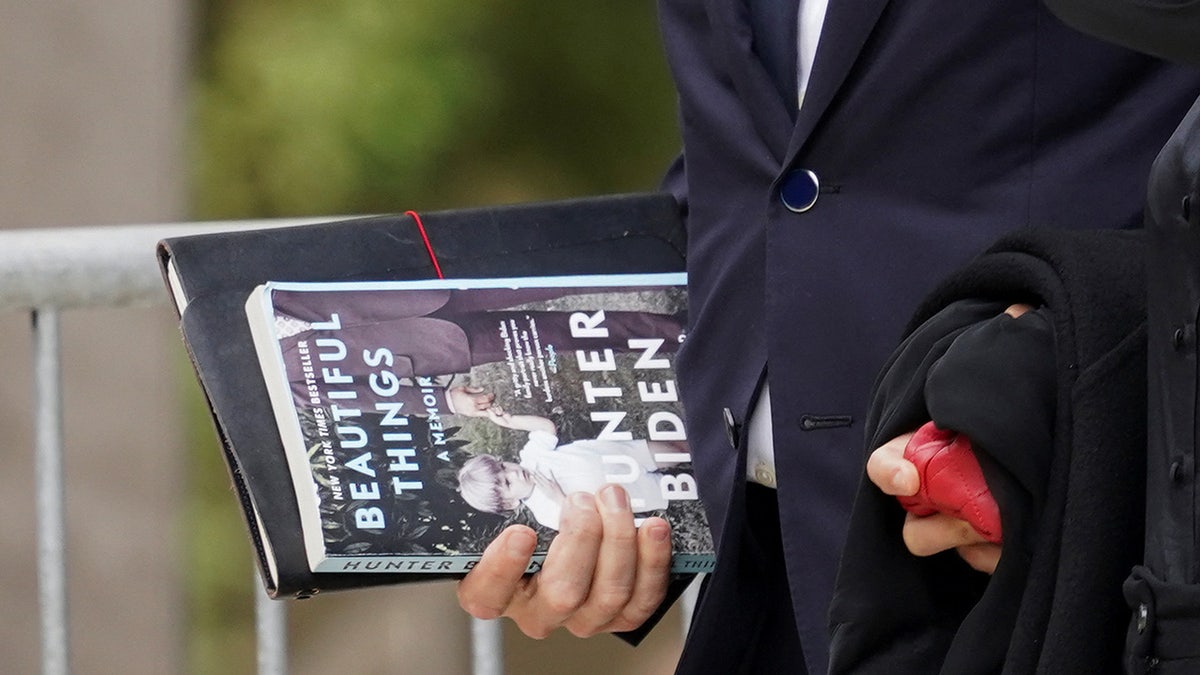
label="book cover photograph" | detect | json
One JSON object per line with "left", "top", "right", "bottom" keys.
{"left": 244, "top": 272, "right": 714, "bottom": 576}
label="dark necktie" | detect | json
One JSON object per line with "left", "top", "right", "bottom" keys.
{"left": 747, "top": 0, "right": 799, "bottom": 114}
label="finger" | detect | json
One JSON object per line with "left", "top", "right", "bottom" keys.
{"left": 570, "top": 514, "right": 672, "bottom": 636}
{"left": 510, "top": 492, "right": 605, "bottom": 638}
{"left": 610, "top": 516, "right": 672, "bottom": 632}
{"left": 902, "top": 512, "right": 989, "bottom": 557}
{"left": 1004, "top": 303, "right": 1034, "bottom": 318}
{"left": 957, "top": 543, "right": 1002, "bottom": 575}
{"left": 866, "top": 432, "right": 919, "bottom": 496}
{"left": 456, "top": 526, "right": 538, "bottom": 620}
{"left": 562, "top": 485, "right": 640, "bottom": 636}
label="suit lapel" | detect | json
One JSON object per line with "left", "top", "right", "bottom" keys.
{"left": 704, "top": 0, "right": 796, "bottom": 163}
{"left": 784, "top": 0, "right": 892, "bottom": 164}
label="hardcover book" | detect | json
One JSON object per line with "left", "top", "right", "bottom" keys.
{"left": 243, "top": 273, "right": 713, "bottom": 575}
{"left": 156, "top": 192, "right": 696, "bottom": 603}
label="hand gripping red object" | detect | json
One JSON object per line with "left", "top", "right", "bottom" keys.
{"left": 897, "top": 422, "right": 1002, "bottom": 544}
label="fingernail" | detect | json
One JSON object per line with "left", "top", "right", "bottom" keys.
{"left": 647, "top": 522, "right": 669, "bottom": 542}
{"left": 599, "top": 485, "right": 629, "bottom": 512}
{"left": 893, "top": 466, "right": 917, "bottom": 495}
{"left": 570, "top": 492, "right": 596, "bottom": 510}
{"left": 506, "top": 528, "right": 535, "bottom": 558}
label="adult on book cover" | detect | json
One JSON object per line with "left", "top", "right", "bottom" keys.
{"left": 268, "top": 284, "right": 685, "bottom": 417}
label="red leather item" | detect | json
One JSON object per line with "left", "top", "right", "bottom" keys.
{"left": 897, "top": 421, "right": 1002, "bottom": 544}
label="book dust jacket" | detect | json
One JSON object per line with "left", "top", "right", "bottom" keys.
{"left": 246, "top": 273, "right": 714, "bottom": 574}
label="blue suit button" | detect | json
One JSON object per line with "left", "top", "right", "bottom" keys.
{"left": 780, "top": 169, "right": 819, "bottom": 212}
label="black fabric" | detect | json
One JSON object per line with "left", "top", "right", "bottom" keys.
{"left": 1142, "top": 99, "right": 1200, "bottom": 587}
{"left": 830, "top": 228, "right": 1149, "bottom": 673}
{"left": 1043, "top": 0, "right": 1200, "bottom": 66}
{"left": 1124, "top": 566, "right": 1200, "bottom": 672}
{"left": 1131, "top": 97, "right": 1200, "bottom": 670}
{"left": 1024, "top": 4, "right": 1200, "bottom": 667}
{"left": 926, "top": 306, "right": 1057, "bottom": 551}
{"left": 747, "top": 0, "right": 799, "bottom": 115}
{"left": 742, "top": 483, "right": 807, "bottom": 674}
{"left": 676, "top": 483, "right": 808, "bottom": 674}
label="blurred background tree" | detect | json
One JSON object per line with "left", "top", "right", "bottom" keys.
{"left": 191, "top": 0, "right": 679, "bottom": 218}
{"left": 186, "top": 1, "right": 680, "bottom": 672}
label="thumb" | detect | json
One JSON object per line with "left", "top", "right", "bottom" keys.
{"left": 866, "top": 432, "right": 919, "bottom": 496}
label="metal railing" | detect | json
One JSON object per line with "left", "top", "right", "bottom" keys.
{"left": 1, "top": 219, "right": 503, "bottom": 674}
{"left": 1, "top": 219, "right": 696, "bottom": 674}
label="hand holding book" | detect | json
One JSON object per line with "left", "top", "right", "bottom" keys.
{"left": 457, "top": 483, "right": 673, "bottom": 639}
{"left": 158, "top": 193, "right": 704, "bottom": 646}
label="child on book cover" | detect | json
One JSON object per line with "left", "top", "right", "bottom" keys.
{"left": 457, "top": 407, "right": 683, "bottom": 530}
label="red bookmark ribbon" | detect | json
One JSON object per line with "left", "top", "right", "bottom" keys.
{"left": 405, "top": 210, "right": 444, "bottom": 279}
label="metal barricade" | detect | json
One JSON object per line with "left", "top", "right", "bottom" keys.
{"left": 1, "top": 220, "right": 695, "bottom": 674}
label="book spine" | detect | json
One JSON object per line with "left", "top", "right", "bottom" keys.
{"left": 313, "top": 555, "right": 546, "bottom": 575}
{"left": 313, "top": 553, "right": 712, "bottom": 574}
{"left": 669, "top": 554, "right": 716, "bottom": 574}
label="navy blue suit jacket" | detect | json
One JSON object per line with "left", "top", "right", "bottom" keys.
{"left": 657, "top": 1, "right": 1200, "bottom": 672}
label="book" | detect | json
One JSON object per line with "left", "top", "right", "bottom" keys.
{"left": 243, "top": 273, "right": 713, "bottom": 575}
{"left": 156, "top": 192, "right": 694, "bottom": 600}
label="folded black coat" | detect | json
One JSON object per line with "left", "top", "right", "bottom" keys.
{"left": 829, "top": 228, "right": 1149, "bottom": 674}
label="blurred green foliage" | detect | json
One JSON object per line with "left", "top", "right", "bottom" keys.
{"left": 190, "top": 0, "right": 680, "bottom": 219}
{"left": 185, "top": 2, "right": 679, "bottom": 672}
